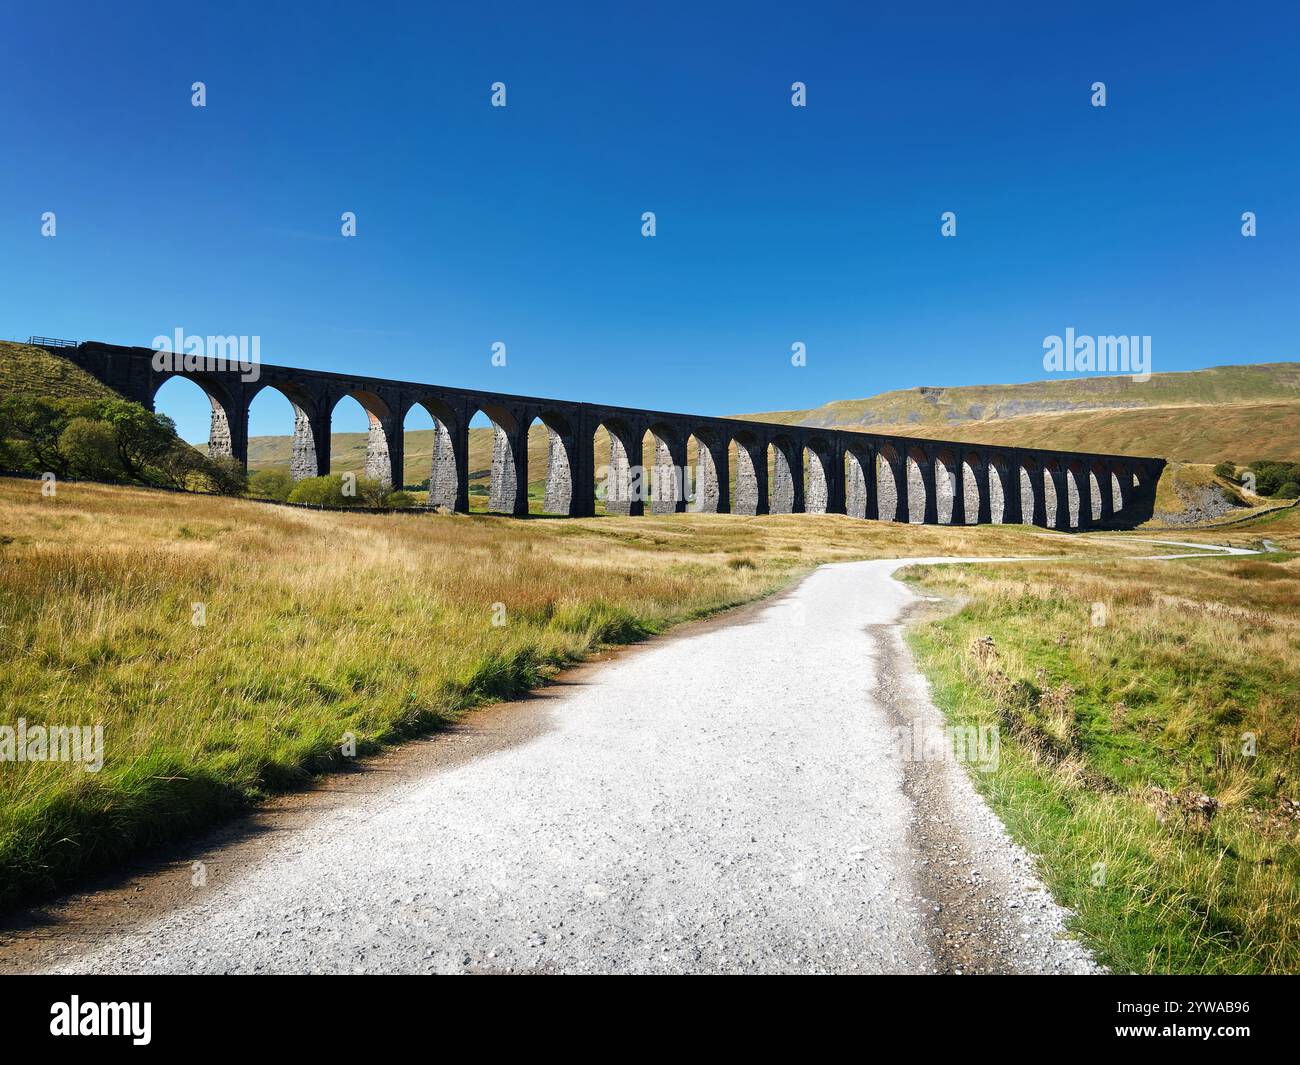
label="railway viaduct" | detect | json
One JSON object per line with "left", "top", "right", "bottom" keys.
{"left": 54, "top": 340, "right": 1165, "bottom": 528}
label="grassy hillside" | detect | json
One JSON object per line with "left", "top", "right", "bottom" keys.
{"left": 0, "top": 341, "right": 122, "bottom": 404}
{"left": 744, "top": 362, "right": 1300, "bottom": 464}
{"left": 746, "top": 361, "right": 1300, "bottom": 433}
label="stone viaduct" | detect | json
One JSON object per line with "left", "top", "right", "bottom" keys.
{"left": 54, "top": 340, "right": 1165, "bottom": 528}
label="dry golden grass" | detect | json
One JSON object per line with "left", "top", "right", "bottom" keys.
{"left": 0, "top": 475, "right": 1116, "bottom": 907}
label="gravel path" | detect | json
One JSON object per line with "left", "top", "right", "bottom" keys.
{"left": 29, "top": 554, "right": 1129, "bottom": 975}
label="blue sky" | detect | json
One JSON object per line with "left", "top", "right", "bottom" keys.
{"left": 3, "top": 1, "right": 1298, "bottom": 442}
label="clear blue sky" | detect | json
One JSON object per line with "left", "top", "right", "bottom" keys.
{"left": 3, "top": 1, "right": 1298, "bottom": 442}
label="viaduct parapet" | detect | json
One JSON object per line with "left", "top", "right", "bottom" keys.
{"left": 52, "top": 340, "right": 1165, "bottom": 528}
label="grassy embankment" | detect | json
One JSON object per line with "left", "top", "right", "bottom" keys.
{"left": 0, "top": 475, "right": 1104, "bottom": 908}
{"left": 903, "top": 507, "right": 1300, "bottom": 973}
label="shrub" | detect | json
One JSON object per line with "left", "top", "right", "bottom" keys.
{"left": 1276, "top": 481, "right": 1300, "bottom": 500}
{"left": 287, "top": 474, "right": 349, "bottom": 507}
{"left": 58, "top": 418, "right": 123, "bottom": 480}
{"left": 384, "top": 490, "right": 416, "bottom": 509}
{"left": 203, "top": 455, "right": 248, "bottom": 496}
{"left": 247, "top": 468, "right": 295, "bottom": 501}
{"left": 1212, "top": 461, "right": 1236, "bottom": 482}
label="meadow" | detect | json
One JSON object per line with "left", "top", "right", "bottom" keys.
{"left": 905, "top": 513, "right": 1300, "bottom": 973}
{"left": 0, "top": 475, "right": 1102, "bottom": 908}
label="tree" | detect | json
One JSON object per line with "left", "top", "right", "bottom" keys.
{"left": 0, "top": 396, "right": 72, "bottom": 475}
{"left": 59, "top": 418, "right": 123, "bottom": 480}
{"left": 203, "top": 456, "right": 248, "bottom": 496}
{"left": 247, "top": 468, "right": 295, "bottom": 502}
{"left": 91, "top": 399, "right": 177, "bottom": 480}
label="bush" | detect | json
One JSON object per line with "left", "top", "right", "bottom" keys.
{"left": 1212, "top": 461, "right": 1237, "bottom": 482}
{"left": 203, "top": 455, "right": 248, "bottom": 496}
{"left": 153, "top": 444, "right": 208, "bottom": 490}
{"left": 1276, "top": 482, "right": 1300, "bottom": 500}
{"left": 287, "top": 474, "right": 349, "bottom": 507}
{"left": 247, "top": 468, "right": 295, "bottom": 501}
{"left": 1247, "top": 460, "right": 1300, "bottom": 496}
{"left": 59, "top": 418, "right": 123, "bottom": 480}
{"left": 285, "top": 474, "right": 412, "bottom": 508}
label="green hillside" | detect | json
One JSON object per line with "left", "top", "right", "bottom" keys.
{"left": 0, "top": 341, "right": 122, "bottom": 404}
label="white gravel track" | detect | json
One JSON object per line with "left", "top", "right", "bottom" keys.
{"left": 33, "top": 552, "right": 1166, "bottom": 975}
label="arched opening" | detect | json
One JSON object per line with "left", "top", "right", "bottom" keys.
{"left": 1088, "top": 463, "right": 1106, "bottom": 524}
{"left": 691, "top": 430, "right": 725, "bottom": 513}
{"left": 1066, "top": 461, "right": 1086, "bottom": 528}
{"left": 468, "top": 404, "right": 524, "bottom": 515}
{"left": 934, "top": 448, "right": 957, "bottom": 525}
{"left": 249, "top": 383, "right": 321, "bottom": 485}
{"left": 844, "top": 446, "right": 870, "bottom": 519}
{"left": 961, "top": 452, "right": 981, "bottom": 524}
{"left": 729, "top": 431, "right": 764, "bottom": 516}
{"left": 988, "top": 457, "right": 1010, "bottom": 524}
{"left": 331, "top": 390, "right": 394, "bottom": 488}
{"left": 1042, "top": 460, "right": 1061, "bottom": 529}
{"left": 768, "top": 435, "right": 798, "bottom": 514}
{"left": 645, "top": 423, "right": 685, "bottom": 515}
{"left": 905, "top": 446, "right": 929, "bottom": 524}
{"left": 803, "top": 438, "right": 833, "bottom": 514}
{"left": 1111, "top": 464, "right": 1128, "bottom": 516}
{"left": 876, "top": 442, "right": 903, "bottom": 522}
{"left": 534, "top": 411, "right": 576, "bottom": 515}
{"left": 152, "top": 374, "right": 232, "bottom": 459}
{"left": 595, "top": 419, "right": 640, "bottom": 516}
{"left": 405, "top": 397, "right": 458, "bottom": 510}
{"left": 1019, "top": 458, "right": 1042, "bottom": 526}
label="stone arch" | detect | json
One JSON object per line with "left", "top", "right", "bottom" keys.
{"left": 1066, "top": 460, "right": 1087, "bottom": 529}
{"left": 934, "top": 448, "right": 958, "bottom": 525}
{"left": 803, "top": 437, "right": 834, "bottom": 515}
{"left": 960, "top": 452, "right": 982, "bottom": 524}
{"left": 246, "top": 381, "right": 323, "bottom": 482}
{"left": 471, "top": 402, "right": 525, "bottom": 514}
{"left": 768, "top": 434, "right": 799, "bottom": 514}
{"left": 1088, "top": 462, "right": 1108, "bottom": 524}
{"left": 403, "top": 396, "right": 459, "bottom": 510}
{"left": 151, "top": 372, "right": 239, "bottom": 462}
{"left": 1041, "top": 459, "right": 1063, "bottom": 529}
{"left": 987, "top": 455, "right": 1012, "bottom": 524}
{"left": 331, "top": 389, "right": 395, "bottom": 488}
{"left": 690, "top": 428, "right": 727, "bottom": 513}
{"left": 1110, "top": 462, "right": 1128, "bottom": 516}
{"left": 905, "top": 445, "right": 930, "bottom": 524}
{"left": 729, "top": 430, "right": 765, "bottom": 516}
{"left": 843, "top": 444, "right": 871, "bottom": 519}
{"left": 646, "top": 421, "right": 686, "bottom": 515}
{"left": 596, "top": 417, "right": 641, "bottom": 516}
{"left": 876, "top": 442, "right": 904, "bottom": 522}
{"left": 1019, "top": 457, "right": 1044, "bottom": 526}
{"left": 535, "top": 409, "right": 577, "bottom": 515}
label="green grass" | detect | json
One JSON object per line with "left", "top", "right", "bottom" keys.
{"left": 903, "top": 549, "right": 1300, "bottom": 973}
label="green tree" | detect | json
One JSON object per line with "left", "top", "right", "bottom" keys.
{"left": 0, "top": 396, "right": 72, "bottom": 474}
{"left": 91, "top": 399, "right": 177, "bottom": 479}
{"left": 203, "top": 455, "right": 248, "bottom": 496}
{"left": 247, "top": 468, "right": 295, "bottom": 501}
{"left": 58, "top": 418, "right": 124, "bottom": 480}
{"left": 287, "top": 474, "right": 348, "bottom": 506}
